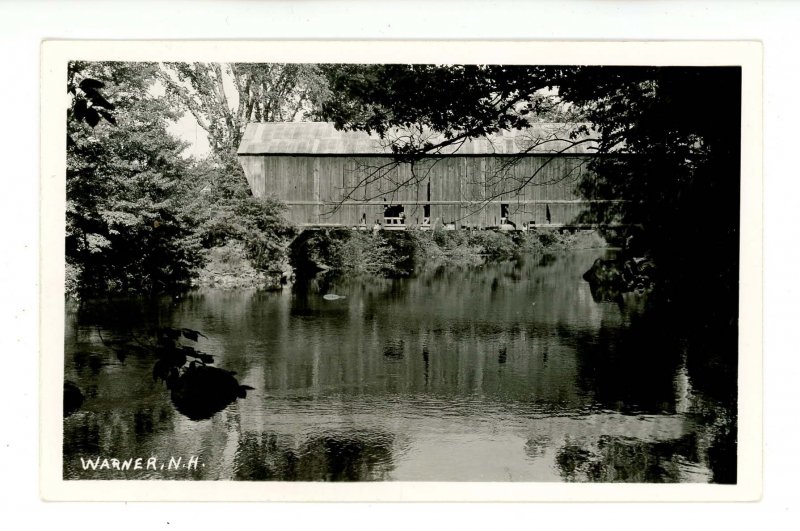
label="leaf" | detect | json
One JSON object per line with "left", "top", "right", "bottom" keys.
{"left": 79, "top": 78, "right": 105, "bottom": 91}
{"left": 181, "top": 346, "right": 214, "bottom": 364}
{"left": 180, "top": 345, "right": 197, "bottom": 356}
{"left": 72, "top": 98, "right": 87, "bottom": 121}
{"left": 84, "top": 107, "right": 101, "bottom": 127}
{"left": 181, "top": 328, "right": 207, "bottom": 341}
{"left": 81, "top": 87, "right": 115, "bottom": 110}
{"left": 196, "top": 353, "right": 215, "bottom": 364}
{"left": 237, "top": 385, "right": 255, "bottom": 398}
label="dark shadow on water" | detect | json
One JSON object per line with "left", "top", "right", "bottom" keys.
{"left": 557, "top": 313, "right": 682, "bottom": 415}
{"left": 165, "top": 363, "right": 252, "bottom": 421}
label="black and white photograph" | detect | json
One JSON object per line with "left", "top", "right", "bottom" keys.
{"left": 39, "top": 41, "right": 762, "bottom": 501}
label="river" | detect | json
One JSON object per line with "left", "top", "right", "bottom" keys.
{"left": 63, "top": 249, "right": 737, "bottom": 482}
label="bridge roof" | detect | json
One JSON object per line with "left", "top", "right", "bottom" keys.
{"left": 237, "top": 122, "right": 599, "bottom": 156}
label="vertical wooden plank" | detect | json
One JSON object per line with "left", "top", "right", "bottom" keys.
{"left": 325, "top": 157, "right": 335, "bottom": 203}
{"left": 271, "top": 156, "right": 280, "bottom": 199}
{"left": 459, "top": 157, "right": 466, "bottom": 224}
{"left": 274, "top": 156, "right": 283, "bottom": 199}
{"left": 280, "top": 156, "right": 289, "bottom": 200}
{"left": 332, "top": 157, "right": 342, "bottom": 204}
{"left": 397, "top": 159, "right": 410, "bottom": 203}
{"left": 313, "top": 157, "right": 320, "bottom": 225}
{"left": 253, "top": 157, "right": 261, "bottom": 197}
{"left": 263, "top": 156, "right": 272, "bottom": 199}
{"left": 526, "top": 157, "right": 537, "bottom": 225}
{"left": 253, "top": 157, "right": 262, "bottom": 198}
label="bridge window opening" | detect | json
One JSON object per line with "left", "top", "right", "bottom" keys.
{"left": 422, "top": 182, "right": 432, "bottom": 226}
{"left": 383, "top": 204, "right": 406, "bottom": 227}
{"left": 500, "top": 203, "right": 517, "bottom": 229}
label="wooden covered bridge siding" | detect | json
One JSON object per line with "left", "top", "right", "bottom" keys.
{"left": 238, "top": 122, "right": 598, "bottom": 229}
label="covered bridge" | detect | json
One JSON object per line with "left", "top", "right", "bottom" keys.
{"left": 237, "top": 122, "right": 602, "bottom": 230}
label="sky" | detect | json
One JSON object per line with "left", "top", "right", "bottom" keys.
{"left": 168, "top": 111, "right": 211, "bottom": 159}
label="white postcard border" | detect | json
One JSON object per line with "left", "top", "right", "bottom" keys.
{"left": 40, "top": 39, "right": 763, "bottom": 502}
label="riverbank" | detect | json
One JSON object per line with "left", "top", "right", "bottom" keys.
{"left": 413, "top": 228, "right": 608, "bottom": 267}
{"left": 289, "top": 227, "right": 609, "bottom": 280}
{"left": 193, "top": 241, "right": 291, "bottom": 290}
{"left": 68, "top": 228, "right": 608, "bottom": 294}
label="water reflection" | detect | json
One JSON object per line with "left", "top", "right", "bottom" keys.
{"left": 63, "top": 250, "right": 737, "bottom": 482}
{"left": 234, "top": 430, "right": 397, "bottom": 481}
{"left": 555, "top": 434, "right": 705, "bottom": 483}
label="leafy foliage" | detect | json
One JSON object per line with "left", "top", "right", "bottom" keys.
{"left": 66, "top": 61, "right": 204, "bottom": 297}
{"left": 180, "top": 152, "right": 297, "bottom": 272}
{"left": 297, "top": 230, "right": 402, "bottom": 277}
{"left": 152, "top": 62, "right": 323, "bottom": 277}
{"left": 318, "top": 64, "right": 742, "bottom": 310}
{"left": 66, "top": 62, "right": 311, "bottom": 296}
{"left": 294, "top": 228, "right": 597, "bottom": 279}
{"left": 560, "top": 67, "right": 741, "bottom": 306}
{"left": 319, "top": 64, "right": 579, "bottom": 158}
{"left": 159, "top": 62, "right": 330, "bottom": 155}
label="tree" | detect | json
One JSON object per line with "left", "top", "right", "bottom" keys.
{"left": 319, "top": 64, "right": 577, "bottom": 157}
{"left": 318, "top": 64, "right": 742, "bottom": 310}
{"left": 558, "top": 67, "right": 741, "bottom": 310}
{"left": 180, "top": 157, "right": 296, "bottom": 273}
{"left": 155, "top": 63, "right": 324, "bottom": 277}
{"left": 317, "top": 64, "right": 588, "bottom": 206}
{"left": 66, "top": 61, "right": 203, "bottom": 297}
{"left": 158, "top": 62, "right": 330, "bottom": 156}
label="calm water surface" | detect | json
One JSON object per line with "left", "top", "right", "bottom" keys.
{"left": 64, "top": 250, "right": 736, "bottom": 482}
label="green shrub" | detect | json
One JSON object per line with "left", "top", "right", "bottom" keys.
{"left": 535, "top": 229, "right": 558, "bottom": 247}
{"left": 467, "top": 231, "right": 517, "bottom": 260}
{"left": 293, "top": 227, "right": 606, "bottom": 279}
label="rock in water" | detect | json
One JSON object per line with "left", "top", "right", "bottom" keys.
{"left": 323, "top": 294, "right": 346, "bottom": 301}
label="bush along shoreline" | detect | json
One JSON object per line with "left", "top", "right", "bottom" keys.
{"left": 193, "top": 241, "right": 293, "bottom": 290}
{"left": 288, "top": 227, "right": 609, "bottom": 282}
{"left": 68, "top": 226, "right": 608, "bottom": 297}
